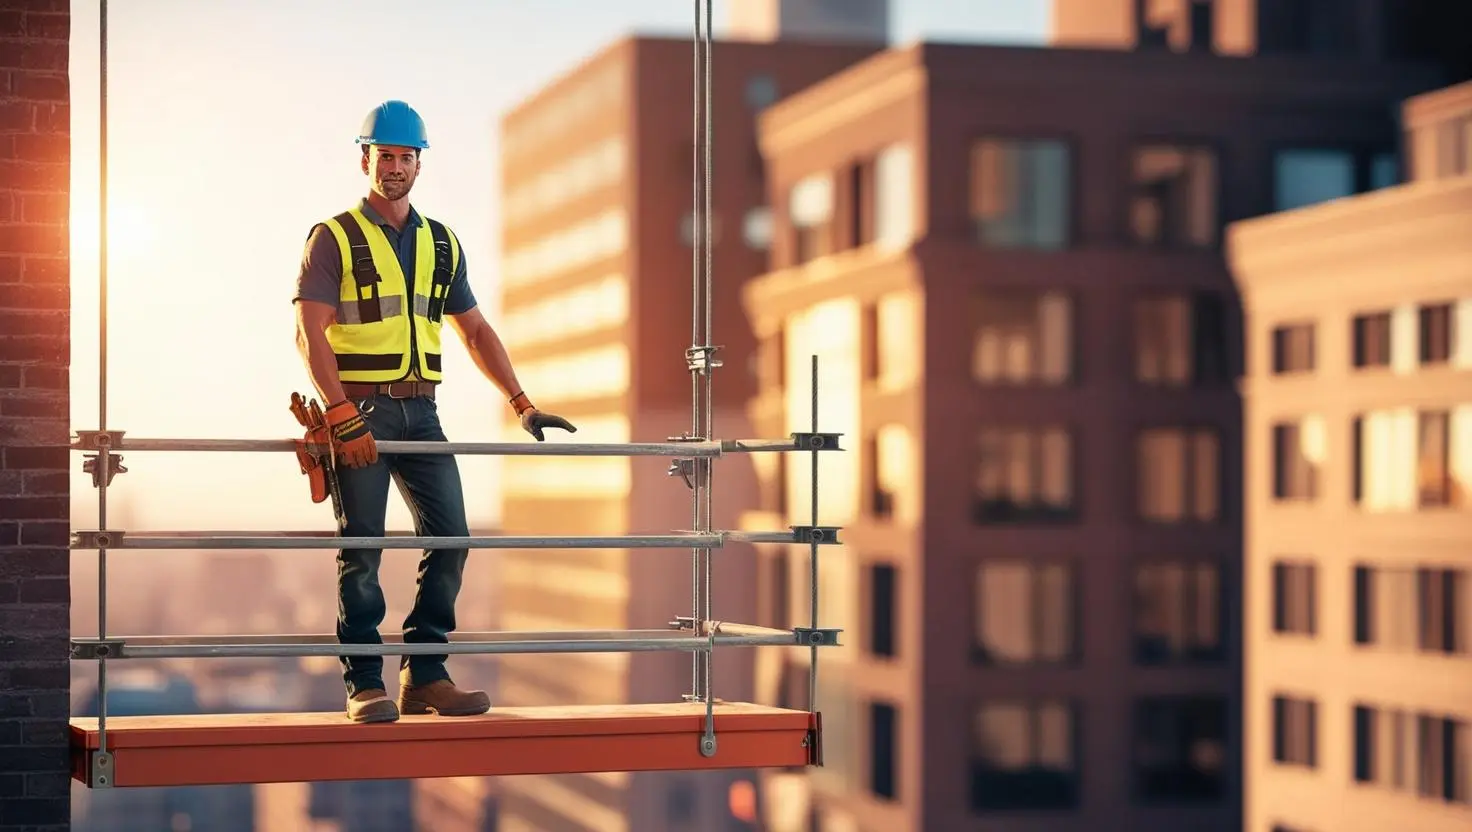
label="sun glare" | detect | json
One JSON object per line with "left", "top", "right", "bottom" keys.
{"left": 69, "top": 197, "right": 156, "bottom": 266}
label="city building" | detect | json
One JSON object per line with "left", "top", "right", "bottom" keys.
{"left": 735, "top": 34, "right": 1444, "bottom": 832}
{"left": 1226, "top": 79, "right": 1472, "bottom": 832}
{"left": 474, "top": 33, "right": 884, "bottom": 832}
{"left": 1051, "top": 0, "right": 1472, "bottom": 83}
{"left": 729, "top": 0, "right": 889, "bottom": 44}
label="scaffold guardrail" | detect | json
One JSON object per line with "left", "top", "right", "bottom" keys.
{"left": 68, "top": 0, "right": 843, "bottom": 789}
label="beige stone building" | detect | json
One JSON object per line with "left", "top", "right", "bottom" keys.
{"left": 1227, "top": 79, "right": 1472, "bottom": 832}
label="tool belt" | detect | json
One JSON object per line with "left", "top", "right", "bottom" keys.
{"left": 288, "top": 392, "right": 346, "bottom": 530}
{"left": 341, "top": 381, "right": 437, "bottom": 400}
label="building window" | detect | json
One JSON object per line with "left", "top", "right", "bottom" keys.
{"left": 868, "top": 563, "right": 897, "bottom": 659}
{"left": 1356, "top": 703, "right": 1472, "bottom": 804}
{"left": 1354, "top": 564, "right": 1421, "bottom": 650}
{"left": 974, "top": 427, "right": 1075, "bottom": 523}
{"left": 866, "top": 291, "right": 921, "bottom": 391}
{"left": 745, "top": 74, "right": 778, "bottom": 110}
{"left": 869, "top": 701, "right": 898, "bottom": 800}
{"left": 1262, "top": 0, "right": 1353, "bottom": 55}
{"left": 874, "top": 143, "right": 915, "bottom": 250}
{"left": 1354, "top": 703, "right": 1416, "bottom": 790}
{"left": 974, "top": 561, "right": 1076, "bottom": 665}
{"left": 970, "top": 701, "right": 1078, "bottom": 811}
{"left": 1419, "top": 302, "right": 1455, "bottom": 365}
{"left": 1273, "top": 147, "right": 1396, "bottom": 212}
{"left": 742, "top": 207, "right": 772, "bottom": 250}
{"left": 1352, "top": 310, "right": 1393, "bottom": 368}
{"left": 1136, "top": 427, "right": 1221, "bottom": 523}
{"left": 789, "top": 173, "right": 833, "bottom": 265}
{"left": 1272, "top": 695, "right": 1318, "bottom": 768}
{"left": 1434, "top": 115, "right": 1472, "bottom": 179}
{"left": 1272, "top": 560, "right": 1316, "bottom": 636}
{"left": 1129, "top": 144, "right": 1218, "bottom": 248}
{"left": 1134, "top": 560, "right": 1223, "bottom": 663}
{"left": 864, "top": 424, "right": 916, "bottom": 524}
{"left": 971, "top": 290, "right": 1072, "bottom": 385}
{"left": 1353, "top": 407, "right": 1471, "bottom": 512}
{"left": 1133, "top": 696, "right": 1227, "bottom": 802}
{"left": 1272, "top": 418, "right": 1323, "bottom": 502}
{"left": 1271, "top": 322, "right": 1315, "bottom": 374}
{"left": 1418, "top": 410, "right": 1456, "bottom": 507}
{"left": 969, "top": 138, "right": 1070, "bottom": 250}
{"left": 1417, "top": 567, "right": 1468, "bottom": 655}
{"left": 1133, "top": 293, "right": 1230, "bottom": 386}
{"left": 1414, "top": 713, "right": 1471, "bottom": 803}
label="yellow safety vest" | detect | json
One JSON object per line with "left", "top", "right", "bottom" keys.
{"left": 318, "top": 207, "right": 461, "bottom": 384}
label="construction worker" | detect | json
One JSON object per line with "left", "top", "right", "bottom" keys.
{"left": 292, "top": 100, "right": 576, "bottom": 723}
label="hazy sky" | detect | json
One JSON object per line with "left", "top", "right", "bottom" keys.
{"left": 64, "top": 0, "right": 1049, "bottom": 530}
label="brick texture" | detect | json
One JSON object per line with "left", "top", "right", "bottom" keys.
{"left": 0, "top": 2, "right": 70, "bottom": 830}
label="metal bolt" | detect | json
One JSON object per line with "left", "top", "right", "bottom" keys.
{"left": 96, "top": 645, "right": 111, "bottom": 658}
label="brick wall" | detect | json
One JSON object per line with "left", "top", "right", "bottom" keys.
{"left": 0, "top": 1, "right": 73, "bottom": 830}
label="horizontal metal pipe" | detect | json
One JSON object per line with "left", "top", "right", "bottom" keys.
{"left": 722, "top": 530, "right": 812, "bottom": 545}
{"left": 70, "top": 436, "right": 822, "bottom": 456}
{"left": 71, "top": 532, "right": 728, "bottom": 550}
{"left": 683, "top": 621, "right": 800, "bottom": 640}
{"left": 71, "top": 631, "right": 801, "bottom": 659}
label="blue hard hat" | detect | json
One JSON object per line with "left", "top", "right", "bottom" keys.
{"left": 356, "top": 100, "right": 429, "bottom": 149}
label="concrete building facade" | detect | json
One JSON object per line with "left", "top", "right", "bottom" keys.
{"left": 737, "top": 38, "right": 1442, "bottom": 832}
{"left": 1227, "top": 79, "right": 1472, "bottom": 832}
{"left": 481, "top": 35, "right": 881, "bottom": 832}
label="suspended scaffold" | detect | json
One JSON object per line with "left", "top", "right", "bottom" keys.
{"left": 66, "top": 0, "right": 843, "bottom": 789}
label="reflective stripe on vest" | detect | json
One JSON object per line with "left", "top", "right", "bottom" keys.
{"left": 320, "top": 208, "right": 459, "bottom": 383}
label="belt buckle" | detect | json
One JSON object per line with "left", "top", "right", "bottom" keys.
{"left": 386, "top": 382, "right": 414, "bottom": 399}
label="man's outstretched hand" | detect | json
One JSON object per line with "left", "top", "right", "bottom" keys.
{"left": 520, "top": 407, "right": 577, "bottom": 442}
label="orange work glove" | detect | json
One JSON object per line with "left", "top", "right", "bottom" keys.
{"left": 324, "top": 400, "right": 378, "bottom": 467}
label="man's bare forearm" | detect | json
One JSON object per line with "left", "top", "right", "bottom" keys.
{"left": 463, "top": 319, "right": 524, "bottom": 401}
{"left": 296, "top": 326, "right": 348, "bottom": 405}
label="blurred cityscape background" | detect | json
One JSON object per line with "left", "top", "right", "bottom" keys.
{"left": 55, "top": 0, "right": 1470, "bottom": 830}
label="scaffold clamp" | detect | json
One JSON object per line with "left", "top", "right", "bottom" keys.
{"left": 74, "top": 429, "right": 126, "bottom": 450}
{"left": 72, "top": 639, "right": 125, "bottom": 660}
{"left": 790, "top": 432, "right": 842, "bottom": 451}
{"left": 792, "top": 627, "right": 842, "bottom": 647}
{"left": 71, "top": 530, "right": 124, "bottom": 549}
{"left": 790, "top": 525, "right": 841, "bottom": 545}
{"left": 82, "top": 452, "right": 126, "bottom": 488}
{"left": 685, "top": 344, "right": 723, "bottom": 374}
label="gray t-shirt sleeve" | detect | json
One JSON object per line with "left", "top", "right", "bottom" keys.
{"left": 443, "top": 228, "right": 478, "bottom": 315}
{"left": 294, "top": 223, "right": 342, "bottom": 307}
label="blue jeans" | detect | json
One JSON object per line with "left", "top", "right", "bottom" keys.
{"left": 334, "top": 394, "right": 469, "bottom": 697}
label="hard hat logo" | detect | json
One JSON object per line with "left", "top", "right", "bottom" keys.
{"left": 356, "top": 100, "right": 430, "bottom": 150}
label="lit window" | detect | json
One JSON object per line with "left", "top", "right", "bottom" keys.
{"left": 742, "top": 207, "right": 772, "bottom": 250}
{"left": 499, "top": 273, "right": 628, "bottom": 350}
{"left": 503, "top": 209, "right": 628, "bottom": 287}
{"left": 512, "top": 344, "right": 629, "bottom": 404}
{"left": 873, "top": 143, "right": 914, "bottom": 250}
{"left": 789, "top": 173, "right": 834, "bottom": 265}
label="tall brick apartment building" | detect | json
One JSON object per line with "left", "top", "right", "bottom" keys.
{"left": 0, "top": 1, "right": 74, "bottom": 830}
{"left": 736, "top": 8, "right": 1458, "bottom": 832}
{"left": 486, "top": 33, "right": 881, "bottom": 832}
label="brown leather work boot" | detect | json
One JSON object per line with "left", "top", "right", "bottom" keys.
{"left": 346, "top": 688, "right": 399, "bottom": 723}
{"left": 397, "top": 675, "right": 491, "bottom": 716}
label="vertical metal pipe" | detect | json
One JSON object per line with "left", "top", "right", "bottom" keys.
{"left": 688, "top": 0, "right": 703, "bottom": 699}
{"left": 700, "top": 0, "right": 715, "bottom": 712}
{"left": 808, "top": 354, "right": 819, "bottom": 712}
{"left": 95, "top": 0, "right": 110, "bottom": 755}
